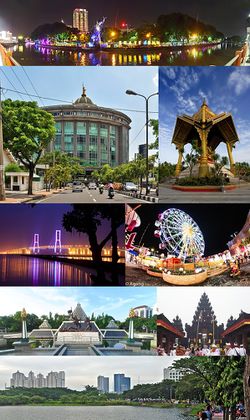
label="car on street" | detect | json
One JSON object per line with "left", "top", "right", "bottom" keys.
{"left": 123, "top": 182, "right": 138, "bottom": 192}
{"left": 72, "top": 181, "right": 84, "bottom": 192}
{"left": 88, "top": 182, "right": 97, "bottom": 190}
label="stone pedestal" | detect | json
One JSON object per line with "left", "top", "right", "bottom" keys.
{"left": 13, "top": 340, "right": 34, "bottom": 353}
{"left": 125, "top": 340, "right": 143, "bottom": 353}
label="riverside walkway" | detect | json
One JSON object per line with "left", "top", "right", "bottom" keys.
{"left": 0, "top": 43, "right": 18, "bottom": 66}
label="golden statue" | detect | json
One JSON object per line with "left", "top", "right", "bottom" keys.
{"left": 21, "top": 308, "right": 27, "bottom": 320}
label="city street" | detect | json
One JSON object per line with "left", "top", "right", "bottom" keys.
{"left": 35, "top": 188, "right": 148, "bottom": 204}
{"left": 159, "top": 184, "right": 250, "bottom": 203}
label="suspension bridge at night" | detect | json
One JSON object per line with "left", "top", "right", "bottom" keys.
{"left": 0, "top": 230, "right": 124, "bottom": 258}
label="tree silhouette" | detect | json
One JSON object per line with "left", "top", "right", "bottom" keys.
{"left": 62, "top": 205, "right": 124, "bottom": 265}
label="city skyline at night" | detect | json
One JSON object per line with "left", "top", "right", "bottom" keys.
{"left": 0, "top": 1, "right": 249, "bottom": 36}
{"left": 0, "top": 204, "right": 124, "bottom": 252}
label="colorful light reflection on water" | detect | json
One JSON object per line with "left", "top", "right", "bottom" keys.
{"left": 0, "top": 255, "right": 124, "bottom": 286}
{"left": 9, "top": 43, "right": 238, "bottom": 66}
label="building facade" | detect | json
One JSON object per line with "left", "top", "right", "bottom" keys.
{"left": 114, "top": 373, "right": 131, "bottom": 393}
{"left": 73, "top": 8, "right": 89, "bottom": 33}
{"left": 163, "top": 367, "right": 185, "bottom": 382}
{"left": 132, "top": 305, "right": 153, "bottom": 318}
{"left": 44, "top": 87, "right": 131, "bottom": 172}
{"left": 10, "top": 371, "right": 65, "bottom": 388}
{"left": 97, "top": 376, "right": 109, "bottom": 393}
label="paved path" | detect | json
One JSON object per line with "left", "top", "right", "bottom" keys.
{"left": 160, "top": 184, "right": 250, "bottom": 203}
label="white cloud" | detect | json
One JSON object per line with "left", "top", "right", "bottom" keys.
{"left": 228, "top": 69, "right": 250, "bottom": 95}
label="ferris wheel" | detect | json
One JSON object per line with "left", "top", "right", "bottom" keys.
{"left": 154, "top": 208, "right": 205, "bottom": 259}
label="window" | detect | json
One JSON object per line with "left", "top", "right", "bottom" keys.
{"left": 13, "top": 176, "right": 18, "bottom": 183}
{"left": 89, "top": 123, "right": 98, "bottom": 136}
{"left": 64, "top": 122, "right": 74, "bottom": 134}
{"left": 55, "top": 122, "right": 62, "bottom": 134}
{"left": 76, "top": 122, "right": 86, "bottom": 135}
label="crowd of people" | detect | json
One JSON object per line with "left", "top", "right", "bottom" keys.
{"left": 196, "top": 402, "right": 246, "bottom": 419}
{"left": 157, "top": 342, "right": 247, "bottom": 356}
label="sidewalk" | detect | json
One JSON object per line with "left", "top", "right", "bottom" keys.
{"left": 1, "top": 188, "right": 65, "bottom": 204}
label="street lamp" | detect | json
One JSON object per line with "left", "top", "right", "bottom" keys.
{"left": 126, "top": 89, "right": 158, "bottom": 195}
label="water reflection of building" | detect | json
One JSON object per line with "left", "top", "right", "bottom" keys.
{"left": 73, "top": 8, "right": 89, "bottom": 33}
{"left": 44, "top": 87, "right": 131, "bottom": 172}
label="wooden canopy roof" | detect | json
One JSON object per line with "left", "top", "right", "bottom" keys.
{"left": 157, "top": 314, "right": 185, "bottom": 338}
{"left": 221, "top": 312, "right": 250, "bottom": 337}
{"left": 172, "top": 100, "right": 239, "bottom": 150}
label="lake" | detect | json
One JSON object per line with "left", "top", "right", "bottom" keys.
{"left": 0, "top": 255, "right": 124, "bottom": 286}
{"left": 8, "top": 43, "right": 237, "bottom": 66}
{"left": 0, "top": 406, "right": 193, "bottom": 420}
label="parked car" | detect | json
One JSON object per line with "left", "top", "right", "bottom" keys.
{"left": 123, "top": 182, "right": 138, "bottom": 192}
{"left": 88, "top": 182, "right": 97, "bottom": 190}
{"left": 72, "top": 181, "right": 83, "bottom": 192}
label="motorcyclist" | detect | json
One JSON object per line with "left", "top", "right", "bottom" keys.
{"left": 99, "top": 182, "right": 104, "bottom": 194}
{"left": 108, "top": 181, "right": 114, "bottom": 199}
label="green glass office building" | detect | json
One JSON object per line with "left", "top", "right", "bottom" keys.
{"left": 44, "top": 87, "right": 131, "bottom": 170}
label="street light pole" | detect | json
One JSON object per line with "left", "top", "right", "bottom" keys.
{"left": 126, "top": 90, "right": 158, "bottom": 195}
{"left": 0, "top": 83, "right": 6, "bottom": 201}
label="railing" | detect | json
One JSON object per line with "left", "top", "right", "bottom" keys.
{"left": 225, "top": 44, "right": 248, "bottom": 66}
{"left": 0, "top": 43, "right": 19, "bottom": 66}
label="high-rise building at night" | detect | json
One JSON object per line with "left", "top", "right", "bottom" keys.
{"left": 73, "top": 8, "right": 89, "bottom": 33}
{"left": 114, "top": 373, "right": 131, "bottom": 393}
{"left": 10, "top": 371, "right": 66, "bottom": 388}
{"left": 97, "top": 375, "right": 109, "bottom": 393}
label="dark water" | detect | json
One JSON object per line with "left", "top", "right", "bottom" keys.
{"left": 0, "top": 406, "right": 192, "bottom": 420}
{"left": 9, "top": 43, "right": 237, "bottom": 66}
{"left": 0, "top": 255, "right": 124, "bottom": 286}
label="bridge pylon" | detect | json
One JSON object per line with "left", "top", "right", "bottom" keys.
{"left": 32, "top": 233, "right": 40, "bottom": 254}
{"left": 54, "top": 230, "right": 62, "bottom": 254}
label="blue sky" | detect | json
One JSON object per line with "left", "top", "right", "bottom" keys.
{"left": 0, "top": 287, "right": 157, "bottom": 321}
{"left": 159, "top": 67, "right": 250, "bottom": 164}
{"left": 0, "top": 66, "right": 158, "bottom": 159}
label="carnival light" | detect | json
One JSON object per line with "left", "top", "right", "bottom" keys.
{"left": 154, "top": 208, "right": 205, "bottom": 259}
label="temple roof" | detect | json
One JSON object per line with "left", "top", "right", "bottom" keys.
{"left": 39, "top": 319, "right": 52, "bottom": 330}
{"left": 172, "top": 100, "right": 239, "bottom": 149}
{"left": 106, "top": 319, "right": 119, "bottom": 329}
{"left": 29, "top": 329, "right": 54, "bottom": 338}
{"left": 72, "top": 303, "right": 87, "bottom": 321}
{"left": 222, "top": 312, "right": 250, "bottom": 337}
{"left": 102, "top": 329, "right": 128, "bottom": 339}
{"left": 157, "top": 313, "right": 185, "bottom": 338}
{"left": 192, "top": 99, "right": 216, "bottom": 121}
